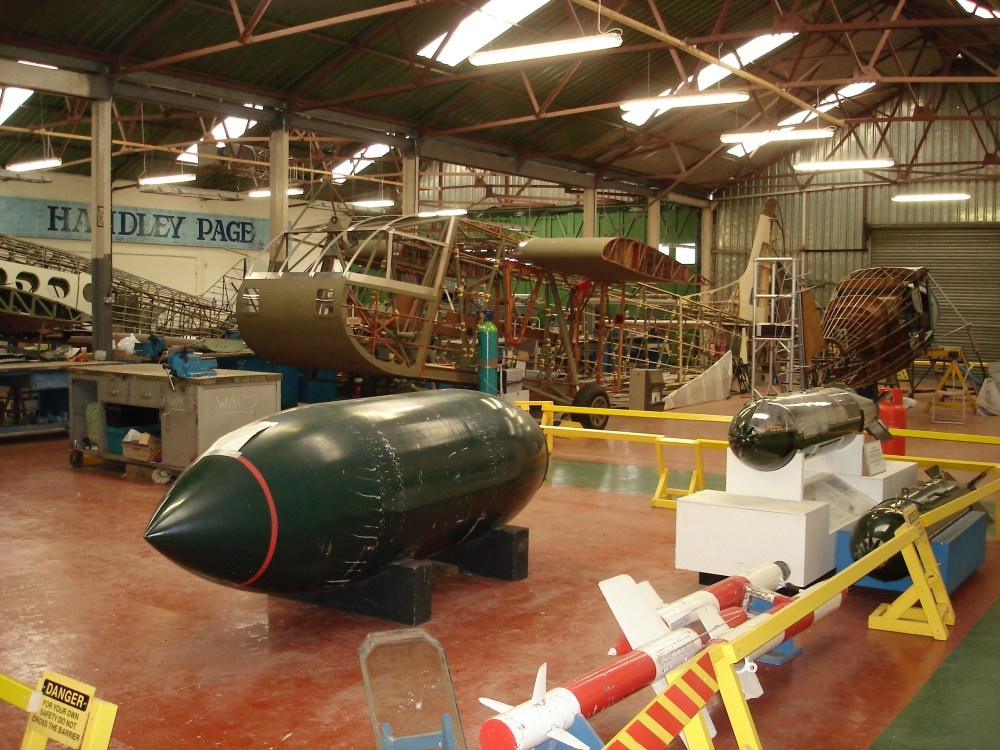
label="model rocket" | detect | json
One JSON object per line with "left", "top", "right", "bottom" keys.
{"left": 479, "top": 562, "right": 812, "bottom": 750}
{"left": 143, "top": 389, "right": 548, "bottom": 594}
{"left": 728, "top": 386, "right": 892, "bottom": 471}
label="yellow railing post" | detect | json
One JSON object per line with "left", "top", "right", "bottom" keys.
{"left": 652, "top": 437, "right": 718, "bottom": 509}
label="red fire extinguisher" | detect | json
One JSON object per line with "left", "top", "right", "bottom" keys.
{"left": 879, "top": 387, "right": 907, "bottom": 455}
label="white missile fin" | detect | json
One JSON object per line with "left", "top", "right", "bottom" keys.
{"left": 546, "top": 727, "right": 592, "bottom": 750}
{"left": 737, "top": 661, "right": 764, "bottom": 700}
{"left": 701, "top": 707, "right": 717, "bottom": 737}
{"left": 531, "top": 663, "right": 548, "bottom": 704}
{"left": 478, "top": 697, "right": 514, "bottom": 713}
{"left": 636, "top": 580, "right": 664, "bottom": 608}
{"left": 599, "top": 574, "right": 670, "bottom": 649}
{"left": 694, "top": 604, "right": 730, "bottom": 638}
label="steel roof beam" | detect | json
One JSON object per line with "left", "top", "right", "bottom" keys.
{"left": 0, "top": 58, "right": 111, "bottom": 100}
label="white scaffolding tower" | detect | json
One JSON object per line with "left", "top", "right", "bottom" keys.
{"left": 750, "top": 256, "right": 806, "bottom": 397}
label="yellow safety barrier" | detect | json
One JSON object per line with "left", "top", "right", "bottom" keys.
{"left": 605, "top": 506, "right": 953, "bottom": 750}
{"left": 651, "top": 438, "right": 727, "bottom": 509}
{"left": 513, "top": 400, "right": 557, "bottom": 451}
{"left": 515, "top": 401, "right": 1000, "bottom": 537}
{"left": 0, "top": 671, "right": 118, "bottom": 750}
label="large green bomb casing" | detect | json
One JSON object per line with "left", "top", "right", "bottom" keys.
{"left": 728, "top": 386, "right": 889, "bottom": 472}
{"left": 143, "top": 390, "right": 548, "bottom": 594}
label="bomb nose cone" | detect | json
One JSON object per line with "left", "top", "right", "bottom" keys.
{"left": 144, "top": 453, "right": 277, "bottom": 590}
{"left": 728, "top": 401, "right": 796, "bottom": 471}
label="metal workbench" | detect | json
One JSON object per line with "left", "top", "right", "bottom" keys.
{"left": 68, "top": 363, "right": 281, "bottom": 472}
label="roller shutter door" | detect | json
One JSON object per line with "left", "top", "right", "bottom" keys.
{"left": 869, "top": 226, "right": 1000, "bottom": 367}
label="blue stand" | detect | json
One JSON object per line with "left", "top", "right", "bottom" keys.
{"left": 536, "top": 715, "right": 603, "bottom": 750}
{"left": 835, "top": 511, "right": 987, "bottom": 593}
{"left": 379, "top": 714, "right": 459, "bottom": 750}
{"left": 746, "top": 597, "right": 802, "bottom": 665}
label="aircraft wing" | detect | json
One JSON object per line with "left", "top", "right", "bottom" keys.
{"left": 518, "top": 237, "right": 704, "bottom": 284}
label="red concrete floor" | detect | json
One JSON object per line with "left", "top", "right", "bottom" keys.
{"left": 1, "top": 392, "right": 998, "bottom": 750}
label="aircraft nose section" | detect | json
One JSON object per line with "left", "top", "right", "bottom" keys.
{"left": 143, "top": 453, "right": 277, "bottom": 590}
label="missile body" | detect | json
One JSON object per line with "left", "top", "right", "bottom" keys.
{"left": 728, "top": 386, "right": 889, "bottom": 472}
{"left": 850, "top": 472, "right": 966, "bottom": 581}
{"left": 656, "top": 560, "right": 788, "bottom": 630}
{"left": 480, "top": 578, "right": 846, "bottom": 750}
{"left": 144, "top": 390, "right": 548, "bottom": 594}
{"left": 479, "top": 608, "right": 750, "bottom": 750}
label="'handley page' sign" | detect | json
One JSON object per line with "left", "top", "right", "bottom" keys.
{"left": 0, "top": 196, "right": 269, "bottom": 250}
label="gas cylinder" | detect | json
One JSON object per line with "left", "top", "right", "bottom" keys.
{"left": 478, "top": 310, "right": 500, "bottom": 395}
{"left": 878, "top": 386, "right": 907, "bottom": 455}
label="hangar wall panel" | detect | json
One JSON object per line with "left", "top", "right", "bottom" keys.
{"left": 870, "top": 226, "right": 1000, "bottom": 364}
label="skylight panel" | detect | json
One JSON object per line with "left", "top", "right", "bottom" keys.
{"left": 777, "top": 81, "right": 875, "bottom": 127}
{"left": 417, "top": 0, "right": 551, "bottom": 67}
{"left": 956, "top": 1, "right": 1000, "bottom": 19}
{"left": 696, "top": 34, "right": 797, "bottom": 91}
{"left": 177, "top": 105, "right": 261, "bottom": 164}
{"left": 624, "top": 32, "right": 797, "bottom": 126}
{"left": 0, "top": 87, "right": 33, "bottom": 127}
{"left": 331, "top": 144, "right": 391, "bottom": 183}
{"left": 0, "top": 61, "right": 60, "bottom": 127}
{"left": 727, "top": 81, "right": 877, "bottom": 156}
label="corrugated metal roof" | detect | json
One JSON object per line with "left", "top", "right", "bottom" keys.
{"left": 0, "top": 0, "right": 996, "bottom": 207}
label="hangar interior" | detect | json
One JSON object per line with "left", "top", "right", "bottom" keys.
{"left": 1, "top": 2, "right": 999, "bottom": 749}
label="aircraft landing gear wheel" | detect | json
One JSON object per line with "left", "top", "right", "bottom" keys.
{"left": 572, "top": 383, "right": 611, "bottom": 430}
{"left": 69, "top": 450, "right": 83, "bottom": 468}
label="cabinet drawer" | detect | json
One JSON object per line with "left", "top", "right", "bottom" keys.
{"left": 129, "top": 381, "right": 163, "bottom": 408}
{"left": 97, "top": 376, "right": 129, "bottom": 402}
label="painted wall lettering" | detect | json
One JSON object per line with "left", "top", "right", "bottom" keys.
{"left": 2, "top": 196, "right": 268, "bottom": 250}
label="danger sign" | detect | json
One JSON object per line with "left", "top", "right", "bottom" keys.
{"left": 27, "top": 670, "right": 96, "bottom": 749}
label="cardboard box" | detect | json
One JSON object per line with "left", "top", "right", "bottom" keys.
{"left": 122, "top": 433, "right": 161, "bottom": 462}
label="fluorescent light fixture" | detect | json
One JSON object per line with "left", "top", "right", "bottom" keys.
{"left": 18, "top": 59, "right": 57, "bottom": 70}
{"left": 620, "top": 89, "right": 748, "bottom": 113}
{"left": 794, "top": 159, "right": 895, "bottom": 172}
{"left": 140, "top": 185, "right": 242, "bottom": 201}
{"left": 5, "top": 157, "right": 62, "bottom": 172}
{"left": 720, "top": 127, "right": 835, "bottom": 145}
{"left": 891, "top": 193, "right": 971, "bottom": 203}
{"left": 246, "top": 187, "right": 305, "bottom": 198}
{"left": 468, "top": 30, "right": 622, "bottom": 66}
{"left": 0, "top": 168, "right": 52, "bottom": 183}
{"left": 351, "top": 199, "right": 394, "bottom": 208}
{"left": 778, "top": 81, "right": 877, "bottom": 127}
{"left": 138, "top": 173, "right": 197, "bottom": 186}
{"left": 418, "top": 208, "right": 468, "bottom": 217}
{"left": 625, "top": 33, "right": 797, "bottom": 126}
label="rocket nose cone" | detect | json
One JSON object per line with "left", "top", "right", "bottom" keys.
{"left": 480, "top": 718, "right": 519, "bottom": 750}
{"left": 144, "top": 453, "right": 277, "bottom": 590}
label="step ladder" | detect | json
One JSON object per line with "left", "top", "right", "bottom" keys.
{"left": 927, "top": 348, "right": 976, "bottom": 424}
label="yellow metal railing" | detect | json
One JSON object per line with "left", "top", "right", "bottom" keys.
{"left": 604, "top": 505, "right": 960, "bottom": 749}
{"left": 516, "top": 401, "right": 1000, "bottom": 534}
